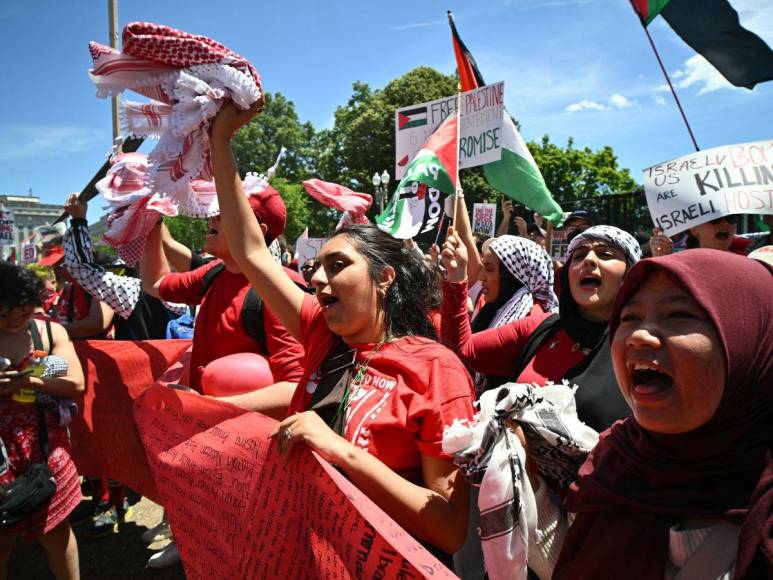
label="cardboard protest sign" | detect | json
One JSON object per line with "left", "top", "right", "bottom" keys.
{"left": 295, "top": 237, "right": 327, "bottom": 271}
{"left": 472, "top": 203, "right": 497, "bottom": 237}
{"left": 21, "top": 242, "right": 36, "bottom": 265}
{"left": 0, "top": 205, "right": 15, "bottom": 246}
{"left": 135, "top": 385, "right": 455, "bottom": 579}
{"left": 395, "top": 82, "right": 504, "bottom": 179}
{"left": 549, "top": 229, "right": 569, "bottom": 263}
{"left": 69, "top": 339, "right": 192, "bottom": 502}
{"left": 643, "top": 140, "right": 773, "bottom": 236}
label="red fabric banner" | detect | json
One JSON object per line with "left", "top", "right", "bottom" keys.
{"left": 69, "top": 339, "right": 192, "bottom": 502}
{"left": 134, "top": 385, "right": 456, "bottom": 579}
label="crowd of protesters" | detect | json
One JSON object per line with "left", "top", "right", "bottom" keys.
{"left": 0, "top": 102, "right": 770, "bottom": 579}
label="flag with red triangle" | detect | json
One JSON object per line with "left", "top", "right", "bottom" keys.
{"left": 376, "top": 115, "right": 458, "bottom": 239}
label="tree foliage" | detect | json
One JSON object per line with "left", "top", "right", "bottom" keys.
{"left": 225, "top": 67, "right": 640, "bottom": 240}
{"left": 165, "top": 215, "right": 208, "bottom": 251}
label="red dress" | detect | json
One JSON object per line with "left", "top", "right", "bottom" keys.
{"left": 0, "top": 397, "right": 81, "bottom": 540}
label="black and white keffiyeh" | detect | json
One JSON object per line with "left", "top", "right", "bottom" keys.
{"left": 566, "top": 225, "right": 642, "bottom": 265}
{"left": 488, "top": 236, "right": 558, "bottom": 328}
{"left": 443, "top": 382, "right": 599, "bottom": 580}
{"left": 36, "top": 356, "right": 78, "bottom": 426}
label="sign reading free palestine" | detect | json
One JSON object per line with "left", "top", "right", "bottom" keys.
{"left": 643, "top": 139, "right": 773, "bottom": 236}
{"left": 394, "top": 82, "right": 504, "bottom": 179}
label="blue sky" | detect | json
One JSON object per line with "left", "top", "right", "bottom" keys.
{"left": 1, "top": 0, "right": 771, "bottom": 208}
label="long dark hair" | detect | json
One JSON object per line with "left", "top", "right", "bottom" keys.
{"left": 333, "top": 225, "right": 438, "bottom": 341}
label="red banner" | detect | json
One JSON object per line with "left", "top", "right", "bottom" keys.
{"left": 70, "top": 339, "right": 192, "bottom": 501}
{"left": 134, "top": 385, "right": 456, "bottom": 579}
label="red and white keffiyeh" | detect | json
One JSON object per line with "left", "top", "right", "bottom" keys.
{"left": 103, "top": 195, "right": 178, "bottom": 267}
{"left": 98, "top": 151, "right": 272, "bottom": 265}
{"left": 302, "top": 179, "right": 372, "bottom": 231}
{"left": 88, "top": 22, "right": 262, "bottom": 216}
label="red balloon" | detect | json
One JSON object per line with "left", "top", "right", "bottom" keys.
{"left": 200, "top": 353, "right": 274, "bottom": 396}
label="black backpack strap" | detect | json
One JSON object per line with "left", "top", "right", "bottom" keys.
{"left": 44, "top": 320, "right": 53, "bottom": 354}
{"left": 511, "top": 314, "right": 561, "bottom": 380}
{"left": 241, "top": 289, "right": 266, "bottom": 350}
{"left": 200, "top": 263, "right": 226, "bottom": 295}
{"left": 28, "top": 320, "right": 44, "bottom": 352}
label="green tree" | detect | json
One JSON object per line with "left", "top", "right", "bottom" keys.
{"left": 528, "top": 136, "right": 638, "bottom": 203}
{"left": 231, "top": 92, "right": 316, "bottom": 181}
{"left": 164, "top": 215, "right": 208, "bottom": 251}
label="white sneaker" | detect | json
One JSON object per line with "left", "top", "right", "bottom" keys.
{"left": 141, "top": 519, "right": 172, "bottom": 543}
{"left": 147, "top": 542, "right": 181, "bottom": 569}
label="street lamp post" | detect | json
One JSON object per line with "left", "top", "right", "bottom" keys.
{"left": 372, "top": 170, "right": 390, "bottom": 213}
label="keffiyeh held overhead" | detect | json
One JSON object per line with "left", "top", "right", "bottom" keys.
{"left": 302, "top": 179, "right": 372, "bottom": 230}
{"left": 88, "top": 22, "right": 263, "bottom": 215}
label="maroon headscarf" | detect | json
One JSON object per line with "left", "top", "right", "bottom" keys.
{"left": 554, "top": 249, "right": 773, "bottom": 579}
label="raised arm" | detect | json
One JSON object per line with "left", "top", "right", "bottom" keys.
{"left": 63, "top": 293, "right": 114, "bottom": 339}
{"left": 450, "top": 194, "right": 483, "bottom": 282}
{"left": 159, "top": 222, "right": 195, "bottom": 272}
{"left": 209, "top": 103, "right": 305, "bottom": 341}
{"left": 139, "top": 222, "right": 172, "bottom": 299}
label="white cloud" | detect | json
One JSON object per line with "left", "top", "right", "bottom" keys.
{"left": 564, "top": 93, "right": 637, "bottom": 113}
{"left": 609, "top": 93, "right": 635, "bottom": 109}
{"left": 673, "top": 55, "right": 739, "bottom": 95}
{"left": 652, "top": 94, "right": 666, "bottom": 106}
{"left": 0, "top": 125, "right": 106, "bottom": 161}
{"left": 565, "top": 99, "right": 608, "bottom": 113}
{"left": 390, "top": 19, "right": 444, "bottom": 31}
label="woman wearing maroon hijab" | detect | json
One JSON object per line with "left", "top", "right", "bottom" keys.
{"left": 548, "top": 249, "right": 773, "bottom": 579}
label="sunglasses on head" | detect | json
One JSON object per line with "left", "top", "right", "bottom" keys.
{"left": 708, "top": 215, "right": 738, "bottom": 225}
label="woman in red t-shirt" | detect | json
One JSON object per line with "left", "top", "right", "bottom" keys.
{"left": 208, "top": 104, "right": 475, "bottom": 558}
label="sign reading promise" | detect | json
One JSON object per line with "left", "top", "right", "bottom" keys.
{"left": 395, "top": 82, "right": 504, "bottom": 179}
{"left": 643, "top": 139, "right": 773, "bottom": 236}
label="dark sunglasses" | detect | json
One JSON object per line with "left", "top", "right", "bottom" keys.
{"left": 708, "top": 214, "right": 738, "bottom": 225}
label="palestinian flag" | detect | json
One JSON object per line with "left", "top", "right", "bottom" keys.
{"left": 376, "top": 115, "right": 457, "bottom": 239}
{"left": 447, "top": 12, "right": 563, "bottom": 225}
{"left": 397, "top": 107, "right": 428, "bottom": 130}
{"left": 632, "top": 0, "right": 773, "bottom": 89}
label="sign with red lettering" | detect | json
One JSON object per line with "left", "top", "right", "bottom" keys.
{"left": 0, "top": 205, "right": 15, "bottom": 246}
{"left": 135, "top": 385, "right": 456, "bottom": 579}
{"left": 643, "top": 140, "right": 773, "bottom": 236}
{"left": 472, "top": 203, "right": 496, "bottom": 237}
{"left": 395, "top": 83, "right": 504, "bottom": 179}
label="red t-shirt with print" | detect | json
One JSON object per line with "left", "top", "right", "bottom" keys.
{"left": 288, "top": 295, "right": 475, "bottom": 482}
{"left": 159, "top": 260, "right": 305, "bottom": 392}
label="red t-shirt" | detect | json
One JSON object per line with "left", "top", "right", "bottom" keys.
{"left": 159, "top": 260, "right": 305, "bottom": 391}
{"left": 441, "top": 280, "right": 586, "bottom": 386}
{"left": 288, "top": 295, "right": 475, "bottom": 482}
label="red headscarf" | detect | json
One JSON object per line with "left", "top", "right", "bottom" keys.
{"left": 554, "top": 249, "right": 773, "bottom": 579}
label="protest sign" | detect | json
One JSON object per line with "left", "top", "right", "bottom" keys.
{"left": 643, "top": 139, "right": 773, "bottom": 236}
{"left": 21, "top": 242, "right": 36, "bottom": 265}
{"left": 135, "top": 385, "right": 455, "bottom": 579}
{"left": 0, "top": 205, "right": 15, "bottom": 246}
{"left": 69, "top": 339, "right": 192, "bottom": 502}
{"left": 295, "top": 237, "right": 327, "bottom": 271}
{"left": 472, "top": 203, "right": 497, "bottom": 237}
{"left": 395, "top": 82, "right": 504, "bottom": 179}
{"left": 549, "top": 229, "right": 569, "bottom": 263}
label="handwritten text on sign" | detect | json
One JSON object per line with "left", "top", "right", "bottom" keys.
{"left": 395, "top": 82, "right": 504, "bottom": 179}
{"left": 643, "top": 140, "right": 773, "bottom": 236}
{"left": 135, "top": 386, "right": 455, "bottom": 579}
{"left": 0, "top": 206, "right": 15, "bottom": 246}
{"left": 472, "top": 203, "right": 497, "bottom": 237}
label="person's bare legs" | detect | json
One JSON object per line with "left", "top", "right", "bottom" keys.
{"left": 0, "top": 529, "right": 18, "bottom": 580}
{"left": 37, "top": 519, "right": 79, "bottom": 580}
